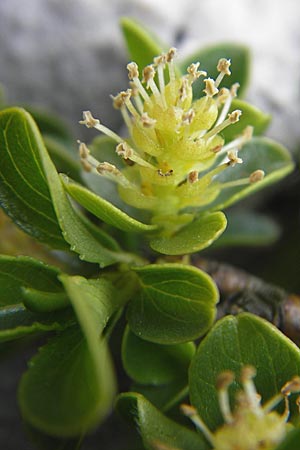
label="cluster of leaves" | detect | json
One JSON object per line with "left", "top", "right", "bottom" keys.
{"left": 0, "top": 17, "right": 299, "bottom": 450}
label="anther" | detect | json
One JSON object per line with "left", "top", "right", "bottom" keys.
{"left": 141, "top": 112, "right": 157, "bottom": 128}
{"left": 166, "top": 47, "right": 177, "bottom": 63}
{"left": 188, "top": 170, "right": 198, "bottom": 183}
{"left": 187, "top": 62, "right": 207, "bottom": 82}
{"left": 96, "top": 162, "right": 120, "bottom": 175}
{"left": 249, "top": 170, "right": 265, "bottom": 183}
{"left": 211, "top": 144, "right": 223, "bottom": 153}
{"left": 179, "top": 78, "right": 189, "bottom": 102}
{"left": 203, "top": 78, "right": 219, "bottom": 97}
{"left": 227, "top": 150, "right": 243, "bottom": 166}
{"left": 80, "top": 159, "right": 93, "bottom": 172}
{"left": 78, "top": 141, "right": 90, "bottom": 159}
{"left": 281, "top": 377, "right": 300, "bottom": 396}
{"left": 142, "top": 65, "right": 156, "bottom": 86}
{"left": 127, "top": 62, "right": 139, "bottom": 80}
{"left": 79, "top": 110, "right": 100, "bottom": 128}
{"left": 182, "top": 109, "right": 195, "bottom": 126}
{"left": 157, "top": 169, "right": 174, "bottom": 177}
{"left": 228, "top": 110, "right": 242, "bottom": 123}
{"left": 116, "top": 142, "right": 133, "bottom": 159}
{"left": 217, "top": 58, "right": 231, "bottom": 76}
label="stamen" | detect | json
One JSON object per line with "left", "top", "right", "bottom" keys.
{"left": 181, "top": 404, "right": 215, "bottom": 446}
{"left": 216, "top": 371, "right": 235, "bottom": 424}
{"left": 220, "top": 126, "right": 253, "bottom": 154}
{"left": 182, "top": 109, "right": 195, "bottom": 126}
{"left": 203, "top": 78, "right": 219, "bottom": 97}
{"left": 79, "top": 111, "right": 123, "bottom": 143}
{"left": 154, "top": 54, "right": 167, "bottom": 108}
{"left": 127, "top": 62, "right": 150, "bottom": 103}
{"left": 111, "top": 91, "right": 133, "bottom": 129}
{"left": 187, "top": 62, "right": 207, "bottom": 83}
{"left": 227, "top": 150, "right": 243, "bottom": 166}
{"left": 129, "top": 81, "right": 144, "bottom": 114}
{"left": 166, "top": 47, "right": 177, "bottom": 83}
{"left": 96, "top": 161, "right": 133, "bottom": 188}
{"left": 188, "top": 170, "right": 198, "bottom": 183}
{"left": 204, "top": 110, "right": 242, "bottom": 140}
{"left": 142, "top": 65, "right": 162, "bottom": 104}
{"left": 79, "top": 110, "right": 100, "bottom": 128}
{"left": 281, "top": 376, "right": 300, "bottom": 396}
{"left": 141, "top": 112, "right": 157, "bottom": 128}
{"left": 249, "top": 169, "right": 265, "bottom": 183}
{"left": 240, "top": 366, "right": 262, "bottom": 415}
{"left": 216, "top": 83, "right": 240, "bottom": 126}
{"left": 116, "top": 142, "right": 157, "bottom": 169}
{"left": 179, "top": 77, "right": 190, "bottom": 102}
{"left": 215, "top": 58, "right": 231, "bottom": 88}
{"left": 157, "top": 169, "right": 174, "bottom": 177}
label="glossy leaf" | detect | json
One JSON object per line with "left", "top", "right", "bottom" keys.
{"left": 0, "top": 304, "right": 74, "bottom": 343}
{"left": 122, "top": 326, "right": 195, "bottom": 385}
{"left": 0, "top": 107, "right": 67, "bottom": 249}
{"left": 180, "top": 43, "right": 250, "bottom": 98}
{"left": 19, "top": 274, "right": 129, "bottom": 436}
{"left": 19, "top": 326, "right": 115, "bottom": 437}
{"left": 221, "top": 99, "right": 271, "bottom": 142}
{"left": 44, "top": 135, "right": 82, "bottom": 183}
{"left": 213, "top": 210, "right": 281, "bottom": 247}
{"left": 120, "top": 17, "right": 164, "bottom": 70}
{"left": 117, "top": 392, "right": 208, "bottom": 450}
{"left": 131, "top": 379, "right": 189, "bottom": 413}
{"left": 209, "top": 137, "right": 294, "bottom": 211}
{"left": 0, "top": 255, "right": 64, "bottom": 306}
{"left": 189, "top": 313, "right": 300, "bottom": 431}
{"left": 62, "top": 175, "right": 158, "bottom": 233}
{"left": 22, "top": 288, "right": 69, "bottom": 313}
{"left": 127, "top": 264, "right": 219, "bottom": 344}
{"left": 150, "top": 211, "right": 227, "bottom": 255}
{"left": 25, "top": 106, "right": 73, "bottom": 144}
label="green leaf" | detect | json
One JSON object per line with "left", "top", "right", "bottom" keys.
{"left": 19, "top": 326, "right": 115, "bottom": 437}
{"left": 189, "top": 313, "right": 300, "bottom": 431}
{"left": 213, "top": 210, "right": 281, "bottom": 248}
{"left": 0, "top": 304, "right": 74, "bottom": 343}
{"left": 44, "top": 135, "right": 82, "bottom": 183}
{"left": 6, "top": 108, "right": 139, "bottom": 266}
{"left": 150, "top": 212, "right": 227, "bottom": 255}
{"left": 62, "top": 175, "right": 158, "bottom": 233}
{"left": 221, "top": 99, "right": 271, "bottom": 141}
{"left": 22, "top": 288, "right": 69, "bottom": 313}
{"left": 25, "top": 424, "right": 83, "bottom": 450}
{"left": 0, "top": 255, "right": 64, "bottom": 306}
{"left": 127, "top": 264, "right": 219, "bottom": 344}
{"left": 122, "top": 326, "right": 195, "bottom": 384}
{"left": 120, "top": 17, "right": 164, "bottom": 70}
{"left": 209, "top": 137, "right": 295, "bottom": 211}
{"left": 180, "top": 43, "right": 250, "bottom": 98}
{"left": 19, "top": 274, "right": 130, "bottom": 436}
{"left": 275, "top": 428, "right": 300, "bottom": 450}
{"left": 131, "top": 379, "right": 189, "bottom": 413}
{"left": 0, "top": 107, "right": 67, "bottom": 249}
{"left": 117, "top": 392, "right": 208, "bottom": 450}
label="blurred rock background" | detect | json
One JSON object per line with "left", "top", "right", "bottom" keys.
{"left": 0, "top": 1, "right": 300, "bottom": 449}
{"left": 0, "top": 0, "right": 300, "bottom": 149}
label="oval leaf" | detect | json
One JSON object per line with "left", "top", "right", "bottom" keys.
{"left": 19, "top": 326, "right": 115, "bottom": 437}
{"left": 0, "top": 255, "right": 64, "bottom": 306}
{"left": 0, "top": 304, "right": 74, "bottom": 343}
{"left": 189, "top": 313, "right": 300, "bottom": 431}
{"left": 120, "top": 17, "right": 164, "bottom": 70}
{"left": 209, "top": 137, "right": 294, "bottom": 211}
{"left": 19, "top": 274, "right": 129, "bottom": 436}
{"left": 179, "top": 43, "right": 250, "bottom": 98}
{"left": 0, "top": 108, "right": 67, "bottom": 249}
{"left": 117, "top": 392, "right": 208, "bottom": 450}
{"left": 127, "top": 264, "right": 219, "bottom": 344}
{"left": 150, "top": 211, "right": 227, "bottom": 255}
{"left": 62, "top": 175, "right": 158, "bottom": 233}
{"left": 122, "top": 326, "right": 195, "bottom": 385}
